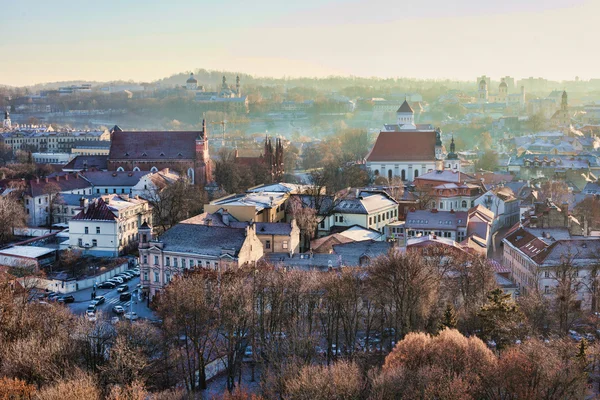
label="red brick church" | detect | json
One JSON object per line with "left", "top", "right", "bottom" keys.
{"left": 234, "top": 137, "right": 284, "bottom": 181}
{"left": 107, "top": 121, "right": 212, "bottom": 185}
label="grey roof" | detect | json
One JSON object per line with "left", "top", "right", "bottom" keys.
{"left": 158, "top": 224, "right": 248, "bottom": 258}
{"left": 255, "top": 222, "right": 292, "bottom": 236}
{"left": 583, "top": 181, "right": 600, "bottom": 195}
{"left": 264, "top": 253, "right": 338, "bottom": 271}
{"left": 332, "top": 240, "right": 392, "bottom": 266}
{"left": 538, "top": 239, "right": 600, "bottom": 266}
{"left": 397, "top": 100, "right": 414, "bottom": 113}
{"left": 55, "top": 193, "right": 96, "bottom": 206}
{"left": 80, "top": 171, "right": 147, "bottom": 186}
{"left": 62, "top": 155, "right": 108, "bottom": 171}
{"left": 405, "top": 210, "right": 469, "bottom": 230}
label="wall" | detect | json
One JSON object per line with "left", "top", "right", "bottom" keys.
{"left": 32, "top": 262, "right": 128, "bottom": 294}
{"left": 69, "top": 220, "right": 118, "bottom": 257}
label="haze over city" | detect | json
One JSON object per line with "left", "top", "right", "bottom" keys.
{"left": 2, "top": 0, "right": 599, "bottom": 86}
{"left": 3, "top": 1, "right": 600, "bottom": 398}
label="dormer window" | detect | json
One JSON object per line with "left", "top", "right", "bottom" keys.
{"left": 177, "top": 152, "right": 183, "bottom": 158}
{"left": 142, "top": 152, "right": 147, "bottom": 157}
{"left": 124, "top": 152, "right": 129, "bottom": 157}
{"left": 160, "top": 152, "right": 165, "bottom": 157}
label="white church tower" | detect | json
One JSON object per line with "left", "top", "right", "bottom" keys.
{"left": 3, "top": 111, "right": 11, "bottom": 130}
{"left": 186, "top": 73, "right": 198, "bottom": 91}
{"left": 396, "top": 100, "right": 416, "bottom": 129}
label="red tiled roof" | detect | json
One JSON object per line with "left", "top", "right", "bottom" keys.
{"left": 109, "top": 131, "right": 203, "bottom": 160}
{"left": 72, "top": 198, "right": 116, "bottom": 221}
{"left": 366, "top": 130, "right": 437, "bottom": 162}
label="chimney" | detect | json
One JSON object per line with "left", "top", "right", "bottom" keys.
{"left": 81, "top": 198, "right": 89, "bottom": 213}
{"left": 164, "top": 168, "right": 169, "bottom": 174}
{"left": 56, "top": 176, "right": 60, "bottom": 182}
{"left": 222, "top": 209, "right": 230, "bottom": 226}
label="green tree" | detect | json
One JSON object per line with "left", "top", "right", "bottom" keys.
{"left": 476, "top": 150, "right": 499, "bottom": 172}
{"left": 440, "top": 303, "right": 457, "bottom": 330}
{"left": 478, "top": 288, "right": 523, "bottom": 349}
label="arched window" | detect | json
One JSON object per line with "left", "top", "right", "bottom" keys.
{"left": 187, "top": 168, "right": 195, "bottom": 184}
{"left": 401, "top": 169, "right": 406, "bottom": 181}
{"left": 414, "top": 169, "right": 419, "bottom": 179}
{"left": 439, "top": 202, "right": 444, "bottom": 210}
{"left": 133, "top": 166, "right": 141, "bottom": 172}
{"left": 388, "top": 169, "right": 393, "bottom": 181}
{"left": 150, "top": 166, "right": 158, "bottom": 172}
{"left": 116, "top": 167, "right": 124, "bottom": 172}
{"left": 462, "top": 200, "right": 467, "bottom": 208}
{"left": 374, "top": 169, "right": 380, "bottom": 176}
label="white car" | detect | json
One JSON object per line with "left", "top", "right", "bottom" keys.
{"left": 86, "top": 311, "right": 97, "bottom": 322}
{"left": 123, "top": 312, "right": 139, "bottom": 321}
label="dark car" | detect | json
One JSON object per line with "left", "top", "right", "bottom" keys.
{"left": 119, "top": 292, "right": 132, "bottom": 301}
{"left": 57, "top": 295, "right": 75, "bottom": 303}
{"left": 117, "top": 284, "right": 129, "bottom": 293}
{"left": 99, "top": 282, "right": 116, "bottom": 289}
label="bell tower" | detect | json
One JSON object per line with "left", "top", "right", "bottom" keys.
{"left": 3, "top": 111, "right": 11, "bottom": 130}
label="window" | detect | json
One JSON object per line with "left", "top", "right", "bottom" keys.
{"left": 78, "top": 238, "right": 83, "bottom": 246}
{"left": 92, "top": 239, "right": 97, "bottom": 247}
{"left": 215, "top": 262, "right": 219, "bottom": 269}
{"left": 544, "top": 286, "right": 550, "bottom": 294}
{"left": 154, "top": 272, "right": 159, "bottom": 282}
{"left": 154, "top": 255, "right": 159, "bottom": 265}
{"left": 166, "top": 257, "right": 170, "bottom": 266}
{"left": 84, "top": 227, "right": 89, "bottom": 234}
{"left": 144, "top": 271, "right": 148, "bottom": 281}
{"left": 143, "top": 255, "right": 148, "bottom": 264}
{"left": 283, "top": 240, "right": 288, "bottom": 249}
{"left": 96, "top": 189, "right": 100, "bottom": 194}
{"left": 461, "top": 200, "right": 467, "bottom": 208}
{"left": 181, "top": 259, "right": 186, "bottom": 268}
{"left": 173, "top": 258, "right": 178, "bottom": 268}
{"left": 339, "top": 216, "right": 344, "bottom": 223}
{"left": 369, "top": 217, "right": 372, "bottom": 225}
{"left": 266, "top": 240, "right": 271, "bottom": 249}
{"left": 320, "top": 221, "right": 325, "bottom": 229}
{"left": 96, "top": 227, "right": 100, "bottom": 234}
{"left": 544, "top": 271, "right": 550, "bottom": 278}
{"left": 105, "top": 189, "right": 108, "bottom": 194}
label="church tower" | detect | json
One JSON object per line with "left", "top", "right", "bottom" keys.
{"left": 235, "top": 76, "right": 241, "bottom": 97}
{"left": 445, "top": 136, "right": 460, "bottom": 171}
{"left": 2, "top": 111, "right": 11, "bottom": 130}
{"left": 186, "top": 73, "right": 198, "bottom": 90}
{"left": 499, "top": 78, "right": 508, "bottom": 103}
{"left": 396, "top": 100, "right": 415, "bottom": 129}
{"left": 194, "top": 119, "right": 211, "bottom": 184}
{"left": 478, "top": 79, "right": 488, "bottom": 104}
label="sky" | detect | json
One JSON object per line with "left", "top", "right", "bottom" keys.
{"left": 1, "top": 0, "right": 599, "bottom": 86}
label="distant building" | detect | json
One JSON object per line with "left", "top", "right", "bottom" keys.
{"left": 366, "top": 100, "right": 445, "bottom": 181}
{"left": 107, "top": 123, "right": 211, "bottom": 185}
{"left": 234, "top": 137, "right": 285, "bottom": 181}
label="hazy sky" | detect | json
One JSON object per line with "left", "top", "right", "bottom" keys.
{"left": 1, "top": 0, "right": 599, "bottom": 86}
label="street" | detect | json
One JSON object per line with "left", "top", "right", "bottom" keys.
{"left": 66, "top": 276, "right": 157, "bottom": 321}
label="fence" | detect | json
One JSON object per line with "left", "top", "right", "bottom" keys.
{"left": 32, "top": 262, "right": 129, "bottom": 294}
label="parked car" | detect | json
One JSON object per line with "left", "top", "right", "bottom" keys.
{"left": 117, "top": 284, "right": 129, "bottom": 293}
{"left": 99, "top": 282, "right": 116, "bottom": 289}
{"left": 123, "top": 312, "right": 138, "bottom": 321}
{"left": 47, "top": 293, "right": 60, "bottom": 301}
{"left": 57, "top": 295, "right": 75, "bottom": 303}
{"left": 112, "top": 305, "right": 125, "bottom": 315}
{"left": 110, "top": 316, "right": 120, "bottom": 324}
{"left": 117, "top": 274, "right": 132, "bottom": 281}
{"left": 128, "top": 269, "right": 140, "bottom": 276}
{"left": 87, "top": 304, "right": 96, "bottom": 313}
{"left": 110, "top": 277, "right": 124, "bottom": 284}
{"left": 86, "top": 311, "right": 97, "bottom": 322}
{"left": 120, "top": 292, "right": 132, "bottom": 301}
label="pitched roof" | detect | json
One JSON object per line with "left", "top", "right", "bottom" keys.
{"left": 255, "top": 222, "right": 293, "bottom": 236}
{"left": 62, "top": 155, "right": 108, "bottom": 171}
{"left": 397, "top": 100, "right": 414, "bottom": 113}
{"left": 29, "top": 174, "right": 91, "bottom": 198}
{"left": 71, "top": 198, "right": 116, "bottom": 221}
{"left": 109, "top": 130, "right": 202, "bottom": 161}
{"left": 158, "top": 224, "right": 248, "bottom": 257}
{"left": 366, "top": 130, "right": 437, "bottom": 162}
{"left": 80, "top": 171, "right": 147, "bottom": 186}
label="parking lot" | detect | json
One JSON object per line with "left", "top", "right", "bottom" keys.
{"left": 64, "top": 274, "right": 157, "bottom": 321}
